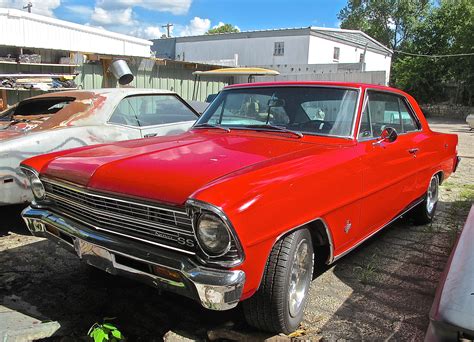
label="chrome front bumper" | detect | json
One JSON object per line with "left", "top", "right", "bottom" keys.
{"left": 22, "top": 206, "right": 245, "bottom": 311}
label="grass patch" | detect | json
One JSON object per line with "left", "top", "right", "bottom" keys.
{"left": 353, "top": 254, "right": 379, "bottom": 284}
{"left": 441, "top": 181, "right": 457, "bottom": 191}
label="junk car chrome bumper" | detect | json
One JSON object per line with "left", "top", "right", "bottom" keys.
{"left": 22, "top": 206, "right": 245, "bottom": 311}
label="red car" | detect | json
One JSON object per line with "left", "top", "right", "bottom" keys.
{"left": 20, "top": 82, "right": 459, "bottom": 334}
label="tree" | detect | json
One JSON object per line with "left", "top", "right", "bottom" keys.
{"left": 339, "top": 0, "right": 474, "bottom": 105}
{"left": 392, "top": 0, "right": 474, "bottom": 104}
{"left": 206, "top": 23, "right": 240, "bottom": 35}
{"left": 338, "top": 0, "right": 430, "bottom": 50}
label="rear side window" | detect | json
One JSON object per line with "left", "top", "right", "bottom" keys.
{"left": 5, "top": 97, "right": 75, "bottom": 117}
{"left": 109, "top": 94, "right": 198, "bottom": 127}
{"left": 358, "top": 91, "right": 420, "bottom": 139}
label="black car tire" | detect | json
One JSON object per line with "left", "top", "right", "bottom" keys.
{"left": 412, "top": 174, "right": 439, "bottom": 225}
{"left": 242, "top": 228, "right": 314, "bottom": 334}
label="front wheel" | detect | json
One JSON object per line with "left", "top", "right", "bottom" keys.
{"left": 243, "top": 229, "right": 314, "bottom": 334}
{"left": 412, "top": 174, "right": 439, "bottom": 225}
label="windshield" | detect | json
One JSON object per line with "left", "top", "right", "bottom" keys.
{"left": 196, "top": 87, "right": 359, "bottom": 137}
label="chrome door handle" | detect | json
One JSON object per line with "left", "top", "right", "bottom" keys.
{"left": 408, "top": 148, "right": 419, "bottom": 154}
{"left": 144, "top": 133, "right": 157, "bottom": 138}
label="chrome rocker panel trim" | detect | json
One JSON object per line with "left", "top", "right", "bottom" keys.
{"left": 22, "top": 206, "right": 245, "bottom": 311}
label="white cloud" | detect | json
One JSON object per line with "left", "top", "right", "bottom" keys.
{"left": 64, "top": 5, "right": 93, "bottom": 17}
{"left": 212, "top": 21, "right": 225, "bottom": 29}
{"left": 131, "top": 25, "right": 164, "bottom": 39}
{"left": 91, "top": 6, "right": 134, "bottom": 26}
{"left": 96, "top": 0, "right": 191, "bottom": 15}
{"left": 0, "top": 0, "right": 60, "bottom": 17}
{"left": 179, "top": 17, "right": 211, "bottom": 36}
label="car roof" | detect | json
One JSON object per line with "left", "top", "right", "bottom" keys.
{"left": 27, "top": 88, "right": 177, "bottom": 101}
{"left": 224, "top": 81, "right": 405, "bottom": 94}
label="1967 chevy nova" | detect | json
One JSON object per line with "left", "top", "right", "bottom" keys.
{"left": 20, "top": 82, "right": 459, "bottom": 333}
{"left": 0, "top": 88, "right": 198, "bottom": 205}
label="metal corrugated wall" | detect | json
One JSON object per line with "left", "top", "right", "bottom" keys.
{"left": 77, "top": 60, "right": 228, "bottom": 102}
{"left": 2, "top": 60, "right": 229, "bottom": 105}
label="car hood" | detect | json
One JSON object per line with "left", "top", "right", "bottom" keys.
{"left": 0, "top": 118, "right": 50, "bottom": 141}
{"left": 41, "top": 131, "right": 316, "bottom": 205}
{"left": 0, "top": 129, "right": 24, "bottom": 141}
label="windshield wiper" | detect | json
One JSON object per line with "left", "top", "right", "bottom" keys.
{"left": 243, "top": 124, "right": 303, "bottom": 138}
{"left": 193, "top": 123, "right": 231, "bottom": 132}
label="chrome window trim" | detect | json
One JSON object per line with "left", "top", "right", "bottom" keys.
{"left": 186, "top": 199, "right": 245, "bottom": 268}
{"left": 356, "top": 88, "right": 422, "bottom": 141}
{"left": 106, "top": 93, "right": 199, "bottom": 128}
{"left": 195, "top": 85, "right": 362, "bottom": 140}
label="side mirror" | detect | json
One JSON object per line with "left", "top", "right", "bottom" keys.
{"left": 374, "top": 127, "right": 398, "bottom": 145}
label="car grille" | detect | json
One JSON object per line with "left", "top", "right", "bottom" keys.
{"left": 42, "top": 179, "right": 196, "bottom": 254}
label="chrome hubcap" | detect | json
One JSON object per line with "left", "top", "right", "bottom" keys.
{"left": 288, "top": 239, "right": 312, "bottom": 318}
{"left": 426, "top": 176, "right": 439, "bottom": 214}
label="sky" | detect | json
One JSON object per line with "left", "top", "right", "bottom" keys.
{"left": 0, "top": 0, "right": 348, "bottom": 39}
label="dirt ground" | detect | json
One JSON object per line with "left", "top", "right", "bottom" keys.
{"left": 0, "top": 118, "right": 473, "bottom": 341}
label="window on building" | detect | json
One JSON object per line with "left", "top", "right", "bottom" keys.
{"left": 333, "top": 47, "right": 340, "bottom": 61}
{"left": 274, "top": 42, "right": 285, "bottom": 56}
{"left": 359, "top": 53, "right": 364, "bottom": 63}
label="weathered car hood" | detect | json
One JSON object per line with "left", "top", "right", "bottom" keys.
{"left": 0, "top": 119, "right": 46, "bottom": 141}
{"left": 41, "top": 131, "right": 316, "bottom": 205}
{"left": 0, "top": 129, "right": 25, "bottom": 141}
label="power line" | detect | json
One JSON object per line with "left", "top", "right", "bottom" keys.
{"left": 394, "top": 50, "right": 474, "bottom": 58}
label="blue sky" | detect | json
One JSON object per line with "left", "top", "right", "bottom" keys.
{"left": 1, "top": 0, "right": 348, "bottom": 39}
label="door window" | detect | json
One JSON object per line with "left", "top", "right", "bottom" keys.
{"left": 358, "top": 91, "right": 420, "bottom": 139}
{"left": 109, "top": 94, "right": 198, "bottom": 127}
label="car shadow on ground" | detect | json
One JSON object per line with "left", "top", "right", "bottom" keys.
{"left": 0, "top": 241, "right": 266, "bottom": 341}
{"left": 0, "top": 204, "right": 29, "bottom": 237}
{"left": 0, "top": 199, "right": 470, "bottom": 341}
{"left": 305, "top": 198, "right": 472, "bottom": 340}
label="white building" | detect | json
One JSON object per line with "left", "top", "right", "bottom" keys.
{"left": 0, "top": 8, "right": 152, "bottom": 57}
{"left": 153, "top": 27, "right": 393, "bottom": 84}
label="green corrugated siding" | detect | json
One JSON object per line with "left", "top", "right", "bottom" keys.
{"left": 2, "top": 59, "right": 229, "bottom": 105}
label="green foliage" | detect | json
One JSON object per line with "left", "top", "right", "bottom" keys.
{"left": 393, "top": 0, "right": 474, "bottom": 104}
{"left": 206, "top": 23, "right": 240, "bottom": 35}
{"left": 338, "top": 0, "right": 430, "bottom": 50}
{"left": 339, "top": 0, "right": 474, "bottom": 105}
{"left": 88, "top": 320, "right": 124, "bottom": 342}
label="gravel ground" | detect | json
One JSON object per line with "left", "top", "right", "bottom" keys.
{"left": 0, "top": 118, "right": 472, "bottom": 341}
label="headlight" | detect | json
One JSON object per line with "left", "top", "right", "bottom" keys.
{"left": 196, "top": 213, "right": 231, "bottom": 256}
{"left": 22, "top": 167, "right": 46, "bottom": 200}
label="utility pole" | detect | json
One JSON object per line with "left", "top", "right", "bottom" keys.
{"left": 161, "top": 23, "right": 173, "bottom": 38}
{"left": 23, "top": 2, "right": 32, "bottom": 13}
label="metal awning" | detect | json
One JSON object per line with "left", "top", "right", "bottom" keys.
{"left": 193, "top": 67, "right": 280, "bottom": 77}
{"left": 192, "top": 67, "right": 280, "bottom": 101}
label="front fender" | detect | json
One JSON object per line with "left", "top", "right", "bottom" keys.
{"left": 1, "top": 125, "right": 141, "bottom": 205}
{"left": 191, "top": 144, "right": 363, "bottom": 297}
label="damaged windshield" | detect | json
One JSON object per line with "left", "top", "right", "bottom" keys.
{"left": 195, "top": 86, "right": 359, "bottom": 137}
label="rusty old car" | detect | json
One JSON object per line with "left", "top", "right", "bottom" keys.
{"left": 0, "top": 88, "right": 199, "bottom": 205}
{"left": 20, "top": 82, "right": 459, "bottom": 333}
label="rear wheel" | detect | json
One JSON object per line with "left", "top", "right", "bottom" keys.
{"left": 243, "top": 229, "right": 314, "bottom": 334}
{"left": 412, "top": 174, "right": 439, "bottom": 225}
